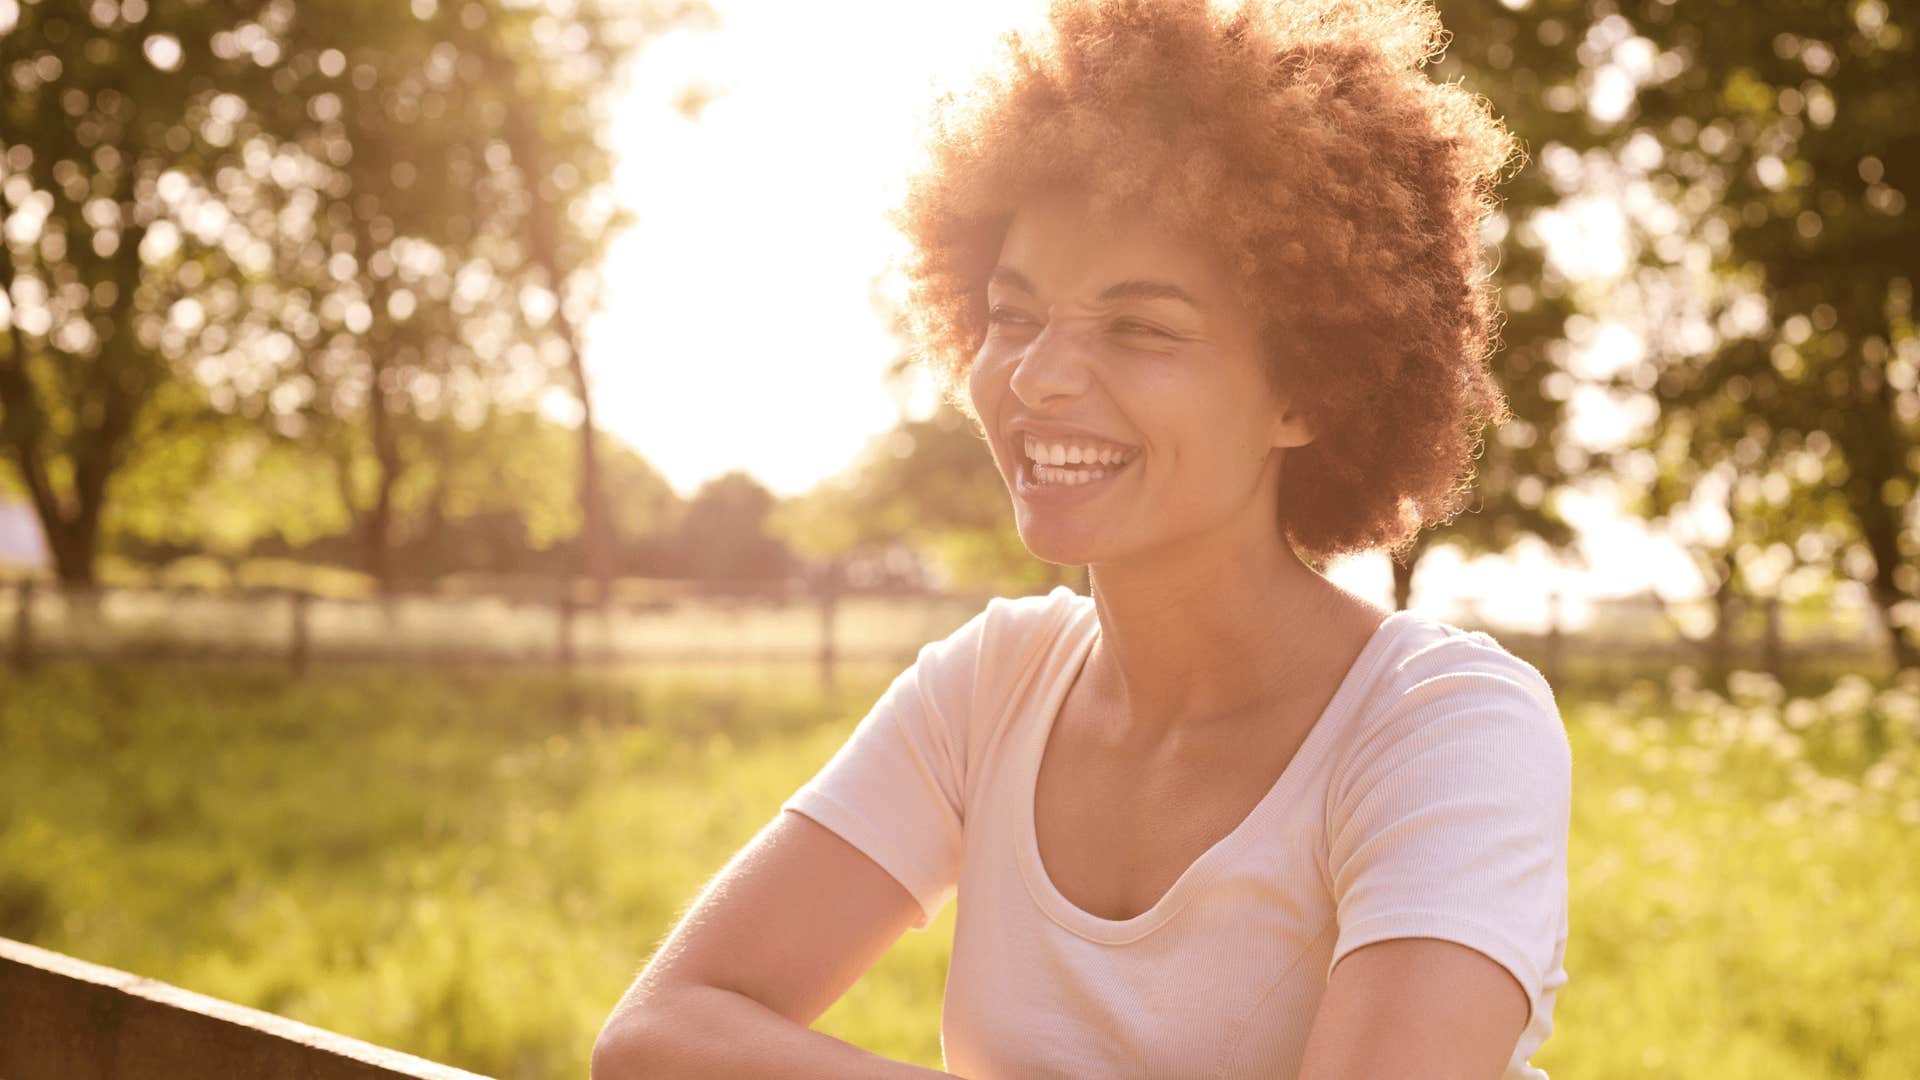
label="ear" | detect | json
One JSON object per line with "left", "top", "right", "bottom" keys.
{"left": 1268, "top": 398, "right": 1316, "bottom": 451}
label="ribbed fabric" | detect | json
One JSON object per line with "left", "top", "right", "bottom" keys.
{"left": 780, "top": 586, "right": 1571, "bottom": 1079}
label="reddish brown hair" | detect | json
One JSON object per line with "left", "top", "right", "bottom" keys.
{"left": 893, "top": 0, "right": 1521, "bottom": 566}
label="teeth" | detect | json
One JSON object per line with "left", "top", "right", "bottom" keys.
{"left": 1030, "top": 464, "right": 1112, "bottom": 486}
{"left": 1021, "top": 435, "right": 1138, "bottom": 468}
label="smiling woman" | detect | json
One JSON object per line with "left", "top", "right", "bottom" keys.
{"left": 900, "top": 0, "right": 1521, "bottom": 568}
{"left": 969, "top": 189, "right": 1317, "bottom": 567}
{"left": 592, "top": 4, "right": 1571, "bottom": 1079}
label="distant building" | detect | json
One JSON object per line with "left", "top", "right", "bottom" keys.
{"left": 0, "top": 500, "right": 49, "bottom": 572}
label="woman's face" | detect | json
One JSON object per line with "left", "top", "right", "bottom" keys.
{"left": 968, "top": 190, "right": 1314, "bottom": 569}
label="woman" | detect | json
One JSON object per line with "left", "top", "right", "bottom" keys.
{"left": 594, "top": 1, "right": 1571, "bottom": 1077}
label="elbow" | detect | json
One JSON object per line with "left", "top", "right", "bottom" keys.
{"left": 591, "top": 1006, "right": 662, "bottom": 1080}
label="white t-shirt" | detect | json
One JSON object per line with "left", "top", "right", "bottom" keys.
{"left": 780, "top": 586, "right": 1571, "bottom": 1079}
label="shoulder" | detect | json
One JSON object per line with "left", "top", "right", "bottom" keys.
{"left": 952, "top": 585, "right": 1092, "bottom": 665}
{"left": 977, "top": 584, "right": 1090, "bottom": 628}
{"left": 1374, "top": 612, "right": 1559, "bottom": 717}
{"left": 912, "top": 585, "right": 1092, "bottom": 690}
{"left": 1329, "top": 612, "right": 1570, "bottom": 806}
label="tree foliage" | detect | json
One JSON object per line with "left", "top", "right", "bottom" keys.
{"left": 0, "top": 0, "right": 707, "bottom": 589}
{"left": 1603, "top": 0, "right": 1918, "bottom": 669}
{"left": 775, "top": 401, "right": 1075, "bottom": 593}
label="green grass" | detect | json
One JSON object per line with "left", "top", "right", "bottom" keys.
{"left": 1, "top": 661, "right": 1915, "bottom": 1077}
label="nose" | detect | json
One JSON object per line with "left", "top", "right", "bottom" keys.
{"left": 1007, "top": 316, "right": 1092, "bottom": 408}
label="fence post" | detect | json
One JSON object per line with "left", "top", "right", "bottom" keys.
{"left": 817, "top": 562, "right": 841, "bottom": 695}
{"left": 1544, "top": 589, "right": 1563, "bottom": 689}
{"left": 9, "top": 579, "right": 34, "bottom": 674}
{"left": 557, "top": 582, "right": 577, "bottom": 669}
{"left": 1763, "top": 594, "right": 1784, "bottom": 678}
{"left": 288, "top": 590, "right": 311, "bottom": 676}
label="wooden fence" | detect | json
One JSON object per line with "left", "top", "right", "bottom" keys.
{"left": 0, "top": 578, "right": 993, "bottom": 689}
{"left": 0, "top": 576, "right": 1901, "bottom": 686}
{"left": 0, "top": 936, "right": 488, "bottom": 1080}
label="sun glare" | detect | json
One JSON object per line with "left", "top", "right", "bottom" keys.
{"left": 585, "top": 0, "right": 1045, "bottom": 498}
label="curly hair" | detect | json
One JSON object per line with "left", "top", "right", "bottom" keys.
{"left": 892, "top": 0, "right": 1521, "bottom": 567}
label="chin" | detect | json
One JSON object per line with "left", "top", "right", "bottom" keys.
{"left": 1012, "top": 514, "right": 1110, "bottom": 569}
{"left": 1000, "top": 454, "right": 1144, "bottom": 568}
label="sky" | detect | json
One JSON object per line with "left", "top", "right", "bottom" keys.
{"left": 583, "top": 0, "right": 1041, "bottom": 498}
{"left": 579, "top": 0, "right": 1715, "bottom": 620}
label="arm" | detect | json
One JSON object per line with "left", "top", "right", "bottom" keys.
{"left": 1305, "top": 653, "right": 1572, "bottom": 1079}
{"left": 594, "top": 983, "right": 957, "bottom": 1080}
{"left": 597, "top": 601, "right": 1010, "bottom": 1077}
{"left": 1295, "top": 937, "right": 1529, "bottom": 1080}
{"left": 591, "top": 810, "right": 967, "bottom": 1079}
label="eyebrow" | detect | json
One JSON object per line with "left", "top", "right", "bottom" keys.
{"left": 988, "top": 265, "right": 1205, "bottom": 312}
{"left": 1095, "top": 279, "right": 1204, "bottom": 310}
{"left": 988, "top": 266, "right": 1039, "bottom": 293}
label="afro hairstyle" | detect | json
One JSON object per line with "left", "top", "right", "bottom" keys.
{"left": 892, "top": 0, "right": 1522, "bottom": 567}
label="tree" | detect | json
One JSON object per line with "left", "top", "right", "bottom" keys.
{"left": 776, "top": 400, "right": 1079, "bottom": 594}
{"left": 1605, "top": 0, "right": 1918, "bottom": 669}
{"left": 0, "top": 0, "right": 289, "bottom": 587}
{"left": 102, "top": 401, "right": 685, "bottom": 585}
{"left": 1622, "top": 447, "right": 1835, "bottom": 687}
{"left": 1377, "top": 0, "right": 1611, "bottom": 611}
{"left": 675, "top": 470, "right": 791, "bottom": 583}
{"left": 241, "top": 0, "right": 704, "bottom": 594}
{"left": 453, "top": 0, "right": 716, "bottom": 604}
{"left": 105, "top": 401, "right": 346, "bottom": 566}
{"left": 0, "top": 0, "right": 709, "bottom": 592}
{"left": 380, "top": 414, "right": 684, "bottom": 581}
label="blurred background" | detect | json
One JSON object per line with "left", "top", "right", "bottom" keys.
{"left": 0, "top": 0, "right": 1914, "bottom": 1076}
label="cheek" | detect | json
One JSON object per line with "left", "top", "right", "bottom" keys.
{"left": 967, "top": 344, "right": 1010, "bottom": 417}
{"left": 966, "top": 351, "right": 1009, "bottom": 470}
{"left": 1112, "top": 359, "right": 1271, "bottom": 469}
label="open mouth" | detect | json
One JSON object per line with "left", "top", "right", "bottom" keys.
{"left": 1016, "top": 434, "right": 1140, "bottom": 491}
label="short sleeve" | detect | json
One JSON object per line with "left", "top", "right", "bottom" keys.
{"left": 779, "top": 606, "right": 991, "bottom": 931}
{"left": 1324, "top": 656, "right": 1571, "bottom": 1026}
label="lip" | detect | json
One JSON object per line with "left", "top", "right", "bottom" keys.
{"left": 1007, "top": 417, "right": 1140, "bottom": 449}
{"left": 1003, "top": 416, "right": 1142, "bottom": 506}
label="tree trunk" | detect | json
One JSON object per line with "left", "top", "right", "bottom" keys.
{"left": 363, "top": 356, "right": 401, "bottom": 596}
{"left": 1836, "top": 347, "right": 1918, "bottom": 673}
{"left": 562, "top": 316, "right": 612, "bottom": 606}
{"left": 1762, "top": 593, "right": 1785, "bottom": 678}
{"left": 528, "top": 192, "right": 611, "bottom": 607}
{"left": 1388, "top": 530, "right": 1433, "bottom": 611}
{"left": 1706, "top": 577, "right": 1735, "bottom": 692}
{"left": 475, "top": 31, "right": 614, "bottom": 608}
{"left": 0, "top": 185, "right": 150, "bottom": 591}
{"left": 1866, "top": 566, "right": 1918, "bottom": 673}
{"left": 1390, "top": 554, "right": 1415, "bottom": 612}
{"left": 42, "top": 518, "right": 100, "bottom": 590}
{"left": 350, "top": 189, "right": 404, "bottom": 598}
{"left": 1851, "top": 467, "right": 1918, "bottom": 673}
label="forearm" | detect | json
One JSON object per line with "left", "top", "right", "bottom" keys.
{"left": 593, "top": 982, "right": 963, "bottom": 1080}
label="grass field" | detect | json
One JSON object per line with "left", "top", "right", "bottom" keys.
{"left": 2, "top": 660, "right": 1916, "bottom": 1077}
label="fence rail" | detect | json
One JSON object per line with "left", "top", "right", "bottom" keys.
{"left": 0, "top": 576, "right": 1901, "bottom": 684}
{"left": 0, "top": 578, "right": 997, "bottom": 686}
{"left": 0, "top": 936, "right": 487, "bottom": 1080}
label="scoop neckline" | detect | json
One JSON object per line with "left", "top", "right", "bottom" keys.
{"left": 1014, "top": 601, "right": 1418, "bottom": 945}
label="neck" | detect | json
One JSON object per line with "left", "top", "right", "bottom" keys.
{"left": 1080, "top": 505, "right": 1380, "bottom": 745}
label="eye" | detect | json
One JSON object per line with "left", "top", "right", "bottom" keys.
{"left": 986, "top": 304, "right": 1042, "bottom": 336}
{"left": 1111, "top": 318, "right": 1172, "bottom": 338}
